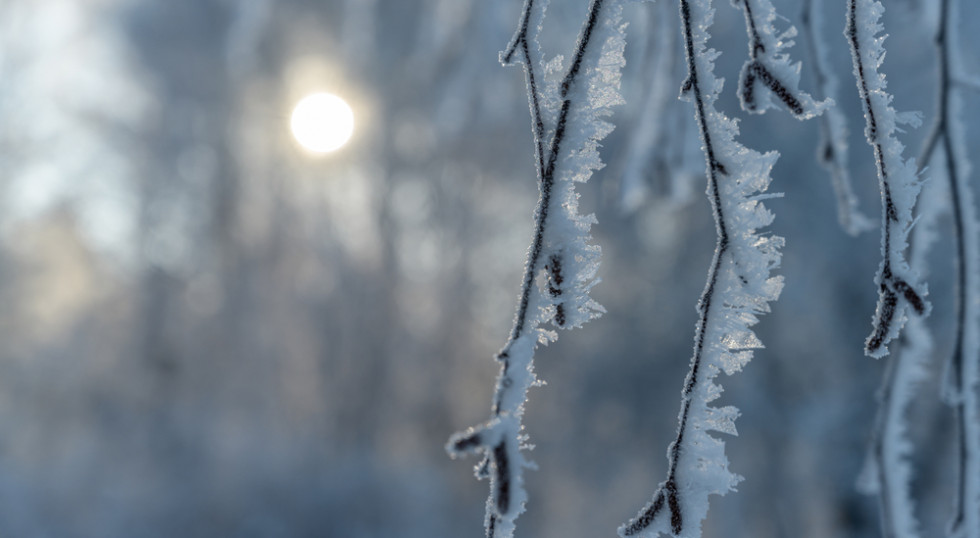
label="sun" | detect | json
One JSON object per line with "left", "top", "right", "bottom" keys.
{"left": 290, "top": 93, "right": 354, "bottom": 153}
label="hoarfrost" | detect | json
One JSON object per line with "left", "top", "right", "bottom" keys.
{"left": 858, "top": 170, "right": 942, "bottom": 537}
{"left": 447, "top": 1, "right": 630, "bottom": 536}
{"left": 928, "top": 1, "right": 980, "bottom": 534}
{"left": 800, "top": 0, "right": 874, "bottom": 235}
{"left": 732, "top": 0, "right": 829, "bottom": 119}
{"left": 845, "top": 0, "right": 929, "bottom": 358}
{"left": 619, "top": 1, "right": 700, "bottom": 211}
{"left": 619, "top": 0, "right": 786, "bottom": 536}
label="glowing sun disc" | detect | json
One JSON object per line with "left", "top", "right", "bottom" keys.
{"left": 291, "top": 93, "right": 354, "bottom": 153}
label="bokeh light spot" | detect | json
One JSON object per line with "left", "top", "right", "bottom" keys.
{"left": 290, "top": 93, "right": 354, "bottom": 153}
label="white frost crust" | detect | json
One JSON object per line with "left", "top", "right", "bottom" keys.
{"left": 857, "top": 314, "right": 933, "bottom": 538}
{"left": 541, "top": 16, "right": 627, "bottom": 332}
{"left": 820, "top": 86, "right": 874, "bottom": 234}
{"left": 448, "top": 2, "right": 630, "bottom": 536}
{"left": 893, "top": 319, "right": 931, "bottom": 538}
{"left": 855, "top": 135, "right": 949, "bottom": 538}
{"left": 620, "top": 2, "right": 677, "bottom": 211}
{"left": 734, "top": 0, "right": 829, "bottom": 119}
{"left": 665, "top": 125, "right": 784, "bottom": 538}
{"left": 846, "top": 0, "right": 928, "bottom": 358}
{"left": 858, "top": 0, "right": 975, "bottom": 533}
{"left": 619, "top": 2, "right": 700, "bottom": 211}
{"left": 877, "top": 316, "right": 930, "bottom": 538}
{"left": 947, "top": 65, "right": 980, "bottom": 538}
{"left": 942, "top": 73, "right": 980, "bottom": 406}
{"left": 801, "top": 0, "right": 874, "bottom": 235}
{"left": 620, "top": 0, "right": 783, "bottom": 536}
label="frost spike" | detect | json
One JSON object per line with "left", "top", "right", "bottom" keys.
{"left": 619, "top": 0, "right": 784, "bottom": 535}
{"left": 448, "top": 1, "right": 629, "bottom": 536}
{"left": 860, "top": 319, "right": 932, "bottom": 538}
{"left": 845, "top": 0, "right": 929, "bottom": 359}
{"left": 799, "top": 0, "right": 873, "bottom": 235}
{"left": 913, "top": 0, "right": 980, "bottom": 534}
{"left": 619, "top": 1, "right": 695, "bottom": 210}
{"left": 733, "top": 0, "right": 829, "bottom": 119}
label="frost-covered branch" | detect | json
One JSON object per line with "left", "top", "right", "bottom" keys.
{"left": 858, "top": 171, "right": 945, "bottom": 538}
{"left": 855, "top": 1, "right": 977, "bottom": 533}
{"left": 860, "top": 333, "right": 929, "bottom": 538}
{"left": 619, "top": 1, "right": 689, "bottom": 210}
{"left": 845, "top": 0, "right": 928, "bottom": 358}
{"left": 799, "top": 0, "right": 874, "bottom": 235}
{"left": 619, "top": 0, "right": 784, "bottom": 535}
{"left": 913, "top": 0, "right": 980, "bottom": 534}
{"left": 733, "top": 0, "right": 827, "bottom": 119}
{"left": 447, "top": 1, "right": 629, "bottom": 536}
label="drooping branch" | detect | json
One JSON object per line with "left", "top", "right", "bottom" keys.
{"left": 799, "top": 0, "right": 874, "bottom": 235}
{"left": 859, "top": 318, "right": 934, "bottom": 538}
{"left": 733, "top": 0, "right": 828, "bottom": 119}
{"left": 861, "top": 2, "right": 980, "bottom": 530}
{"left": 619, "top": 0, "right": 784, "bottom": 535}
{"left": 619, "top": 1, "right": 690, "bottom": 209}
{"left": 447, "top": 1, "right": 628, "bottom": 536}
{"left": 857, "top": 123, "right": 954, "bottom": 537}
{"left": 845, "top": 0, "right": 928, "bottom": 358}
{"left": 499, "top": 0, "right": 550, "bottom": 345}
{"left": 864, "top": 351, "right": 913, "bottom": 538}
{"left": 913, "top": 0, "right": 980, "bottom": 535}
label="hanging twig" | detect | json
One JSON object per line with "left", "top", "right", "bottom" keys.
{"left": 845, "top": 0, "right": 928, "bottom": 359}
{"left": 733, "top": 0, "right": 827, "bottom": 119}
{"left": 447, "top": 1, "right": 629, "bottom": 536}
{"left": 857, "top": 126, "right": 951, "bottom": 537}
{"left": 859, "top": 317, "right": 934, "bottom": 538}
{"left": 619, "top": 1, "right": 681, "bottom": 209}
{"left": 619, "top": 0, "right": 785, "bottom": 535}
{"left": 799, "top": 0, "right": 874, "bottom": 235}
{"left": 912, "top": 0, "right": 980, "bottom": 535}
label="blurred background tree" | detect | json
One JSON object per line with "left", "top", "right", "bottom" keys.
{"left": 0, "top": 0, "right": 975, "bottom": 536}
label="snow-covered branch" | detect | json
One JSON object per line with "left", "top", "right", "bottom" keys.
{"left": 619, "top": 0, "right": 784, "bottom": 535}
{"left": 912, "top": 0, "right": 980, "bottom": 535}
{"left": 858, "top": 172, "right": 945, "bottom": 538}
{"left": 447, "top": 1, "right": 629, "bottom": 536}
{"left": 732, "top": 0, "right": 827, "bottom": 119}
{"left": 845, "top": 0, "right": 928, "bottom": 358}
{"left": 860, "top": 327, "right": 931, "bottom": 538}
{"left": 799, "top": 0, "right": 874, "bottom": 235}
{"left": 619, "top": 1, "right": 697, "bottom": 210}
{"left": 853, "top": 1, "right": 974, "bottom": 534}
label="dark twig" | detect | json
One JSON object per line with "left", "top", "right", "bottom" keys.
{"left": 622, "top": 1, "right": 731, "bottom": 534}
{"left": 737, "top": 0, "right": 765, "bottom": 58}
{"left": 916, "top": 0, "right": 978, "bottom": 533}
{"left": 845, "top": 0, "right": 927, "bottom": 358}
{"left": 740, "top": 61, "right": 804, "bottom": 115}
{"left": 871, "top": 354, "right": 901, "bottom": 538}
{"left": 545, "top": 252, "right": 566, "bottom": 326}
{"left": 449, "top": 1, "right": 618, "bottom": 535}
{"left": 622, "top": 0, "right": 793, "bottom": 534}
{"left": 800, "top": 0, "right": 873, "bottom": 234}
{"left": 497, "top": 0, "right": 603, "bottom": 355}
{"left": 500, "top": 0, "right": 549, "bottom": 347}
{"left": 492, "top": 0, "right": 606, "bottom": 407}
{"left": 734, "top": 0, "right": 822, "bottom": 118}
{"left": 862, "top": 337, "right": 927, "bottom": 538}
